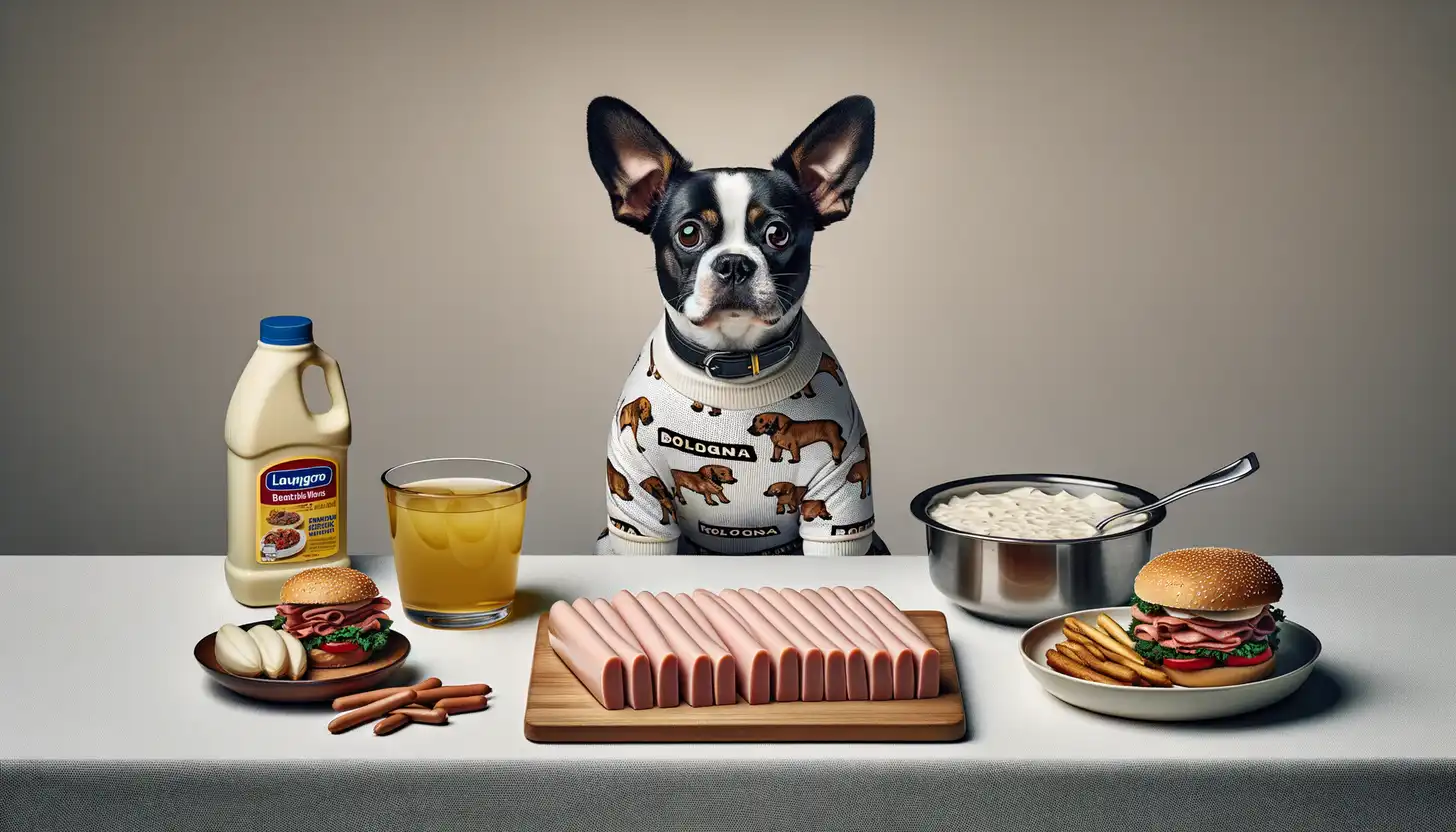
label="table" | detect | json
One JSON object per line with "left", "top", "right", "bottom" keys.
{"left": 1, "top": 554, "right": 1452, "bottom": 831}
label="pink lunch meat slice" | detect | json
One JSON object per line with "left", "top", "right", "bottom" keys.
{"left": 547, "top": 600, "right": 625, "bottom": 710}
{"left": 739, "top": 588, "right": 826, "bottom": 703}
{"left": 610, "top": 590, "right": 680, "bottom": 708}
{"left": 854, "top": 587, "right": 940, "bottom": 699}
{"left": 657, "top": 592, "right": 738, "bottom": 706}
{"left": 690, "top": 591, "right": 771, "bottom": 705}
{"left": 571, "top": 598, "right": 654, "bottom": 709}
{"left": 781, "top": 588, "right": 869, "bottom": 701}
{"left": 759, "top": 587, "right": 848, "bottom": 702}
{"left": 634, "top": 591, "right": 714, "bottom": 708}
{"left": 592, "top": 598, "right": 643, "bottom": 650}
{"left": 802, "top": 588, "right": 895, "bottom": 701}
{"left": 715, "top": 589, "right": 801, "bottom": 703}
{"left": 828, "top": 586, "right": 917, "bottom": 700}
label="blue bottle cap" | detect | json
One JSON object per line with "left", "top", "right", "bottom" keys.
{"left": 259, "top": 315, "right": 314, "bottom": 346}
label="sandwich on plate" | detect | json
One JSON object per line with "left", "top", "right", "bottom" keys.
{"left": 271, "top": 567, "right": 393, "bottom": 668}
{"left": 1127, "top": 547, "right": 1286, "bottom": 687}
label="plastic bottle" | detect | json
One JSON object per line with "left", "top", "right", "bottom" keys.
{"left": 225, "top": 315, "right": 352, "bottom": 606}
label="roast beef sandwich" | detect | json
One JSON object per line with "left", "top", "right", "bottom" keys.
{"left": 271, "top": 567, "right": 393, "bottom": 668}
{"left": 1128, "top": 547, "right": 1286, "bottom": 687}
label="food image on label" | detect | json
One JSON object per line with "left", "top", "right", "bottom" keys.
{"left": 256, "top": 457, "right": 341, "bottom": 564}
{"left": 266, "top": 509, "right": 303, "bottom": 528}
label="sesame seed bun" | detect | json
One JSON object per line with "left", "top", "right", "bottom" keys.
{"left": 1134, "top": 547, "right": 1283, "bottom": 611}
{"left": 1162, "top": 656, "right": 1278, "bottom": 687}
{"left": 307, "top": 646, "right": 370, "bottom": 668}
{"left": 279, "top": 567, "right": 380, "bottom": 605}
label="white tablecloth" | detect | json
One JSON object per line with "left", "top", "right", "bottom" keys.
{"left": 1, "top": 554, "right": 1452, "bottom": 831}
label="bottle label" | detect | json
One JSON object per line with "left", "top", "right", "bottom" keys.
{"left": 255, "top": 457, "right": 342, "bottom": 564}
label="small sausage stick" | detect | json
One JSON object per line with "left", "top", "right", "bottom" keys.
{"left": 435, "top": 695, "right": 488, "bottom": 715}
{"left": 1046, "top": 650, "right": 1128, "bottom": 685}
{"left": 414, "top": 684, "right": 491, "bottom": 706}
{"left": 331, "top": 677, "right": 443, "bottom": 712}
{"left": 1097, "top": 613, "right": 1138, "bottom": 650}
{"left": 374, "top": 713, "right": 411, "bottom": 735}
{"left": 328, "top": 689, "right": 418, "bottom": 734}
{"left": 392, "top": 707, "right": 449, "bottom": 725}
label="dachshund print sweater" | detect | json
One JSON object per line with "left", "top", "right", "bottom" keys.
{"left": 597, "top": 315, "right": 875, "bottom": 557}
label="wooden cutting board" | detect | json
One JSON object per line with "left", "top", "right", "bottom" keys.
{"left": 524, "top": 610, "right": 966, "bottom": 742}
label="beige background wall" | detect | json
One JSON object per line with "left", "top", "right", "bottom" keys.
{"left": 2, "top": 1, "right": 1452, "bottom": 557}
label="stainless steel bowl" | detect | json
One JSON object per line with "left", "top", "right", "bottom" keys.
{"left": 910, "top": 474, "right": 1168, "bottom": 626}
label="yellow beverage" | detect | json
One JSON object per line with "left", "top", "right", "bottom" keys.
{"left": 383, "top": 463, "right": 529, "bottom": 629}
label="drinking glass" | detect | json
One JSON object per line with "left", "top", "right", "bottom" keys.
{"left": 382, "top": 458, "right": 529, "bottom": 629}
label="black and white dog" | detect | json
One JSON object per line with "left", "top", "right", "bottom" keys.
{"left": 589, "top": 96, "right": 885, "bottom": 557}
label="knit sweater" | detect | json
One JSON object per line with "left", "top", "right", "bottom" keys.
{"left": 596, "top": 315, "right": 875, "bottom": 557}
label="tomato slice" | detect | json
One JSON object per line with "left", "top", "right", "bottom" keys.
{"left": 1226, "top": 647, "right": 1272, "bottom": 666}
{"left": 1163, "top": 655, "right": 1216, "bottom": 671}
{"left": 320, "top": 641, "right": 361, "bottom": 654}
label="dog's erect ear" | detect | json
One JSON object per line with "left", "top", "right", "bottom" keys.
{"left": 772, "top": 95, "right": 875, "bottom": 229}
{"left": 587, "top": 97, "right": 691, "bottom": 233}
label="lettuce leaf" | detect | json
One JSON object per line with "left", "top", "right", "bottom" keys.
{"left": 271, "top": 615, "right": 392, "bottom": 652}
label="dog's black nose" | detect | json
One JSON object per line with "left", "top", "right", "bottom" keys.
{"left": 711, "top": 253, "right": 756, "bottom": 284}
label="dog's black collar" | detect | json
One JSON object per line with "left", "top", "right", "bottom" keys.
{"left": 663, "top": 312, "right": 803, "bottom": 380}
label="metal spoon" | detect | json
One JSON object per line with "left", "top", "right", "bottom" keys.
{"left": 1094, "top": 452, "right": 1261, "bottom": 533}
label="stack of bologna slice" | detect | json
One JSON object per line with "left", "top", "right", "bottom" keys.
{"left": 547, "top": 586, "right": 940, "bottom": 710}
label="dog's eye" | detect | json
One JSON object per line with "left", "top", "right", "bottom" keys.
{"left": 764, "top": 220, "right": 792, "bottom": 250}
{"left": 675, "top": 221, "right": 704, "bottom": 250}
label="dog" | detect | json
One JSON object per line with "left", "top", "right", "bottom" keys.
{"left": 607, "top": 460, "right": 632, "bottom": 501}
{"left": 789, "top": 354, "right": 845, "bottom": 400}
{"left": 764, "top": 481, "right": 808, "bottom": 514}
{"left": 672, "top": 465, "right": 737, "bottom": 506}
{"left": 799, "top": 499, "right": 833, "bottom": 522}
{"left": 618, "top": 396, "right": 653, "bottom": 452}
{"left": 591, "top": 94, "right": 884, "bottom": 557}
{"left": 845, "top": 432, "right": 871, "bottom": 498}
{"left": 748, "top": 412, "right": 848, "bottom": 465}
{"left": 641, "top": 476, "right": 677, "bottom": 525}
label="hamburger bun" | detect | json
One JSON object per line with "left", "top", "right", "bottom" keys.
{"left": 280, "top": 567, "right": 380, "bottom": 605}
{"left": 1134, "top": 547, "right": 1282, "bottom": 611}
{"left": 1162, "top": 655, "right": 1278, "bottom": 687}
{"left": 307, "top": 646, "right": 370, "bottom": 669}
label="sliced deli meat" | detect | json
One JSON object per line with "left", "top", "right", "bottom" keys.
{"left": 571, "top": 598, "right": 653, "bottom": 710}
{"left": 828, "top": 586, "right": 917, "bottom": 700}
{"left": 855, "top": 586, "right": 920, "bottom": 633}
{"left": 689, "top": 591, "right": 771, "bottom": 705}
{"left": 548, "top": 585, "right": 933, "bottom": 711}
{"left": 708, "top": 589, "right": 801, "bottom": 703}
{"left": 675, "top": 592, "right": 720, "bottom": 641}
{"left": 657, "top": 592, "right": 738, "bottom": 706}
{"left": 592, "top": 598, "right": 643, "bottom": 650}
{"left": 758, "top": 587, "right": 848, "bottom": 701}
{"left": 634, "top": 591, "right": 715, "bottom": 708}
{"left": 739, "top": 588, "right": 826, "bottom": 702}
{"left": 547, "top": 601, "right": 625, "bottom": 710}
{"left": 802, "top": 588, "right": 895, "bottom": 700}
{"left": 276, "top": 598, "right": 392, "bottom": 638}
{"left": 780, "top": 588, "right": 870, "bottom": 701}
{"left": 610, "top": 591, "right": 681, "bottom": 708}
{"left": 853, "top": 587, "right": 940, "bottom": 698}
{"left": 1130, "top": 605, "right": 1277, "bottom": 653}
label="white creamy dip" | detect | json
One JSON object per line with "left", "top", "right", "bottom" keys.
{"left": 928, "top": 487, "right": 1149, "bottom": 540}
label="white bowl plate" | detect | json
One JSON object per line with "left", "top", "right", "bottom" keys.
{"left": 1020, "top": 606, "right": 1321, "bottom": 721}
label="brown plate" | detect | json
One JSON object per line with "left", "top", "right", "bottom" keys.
{"left": 194, "top": 621, "right": 410, "bottom": 703}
